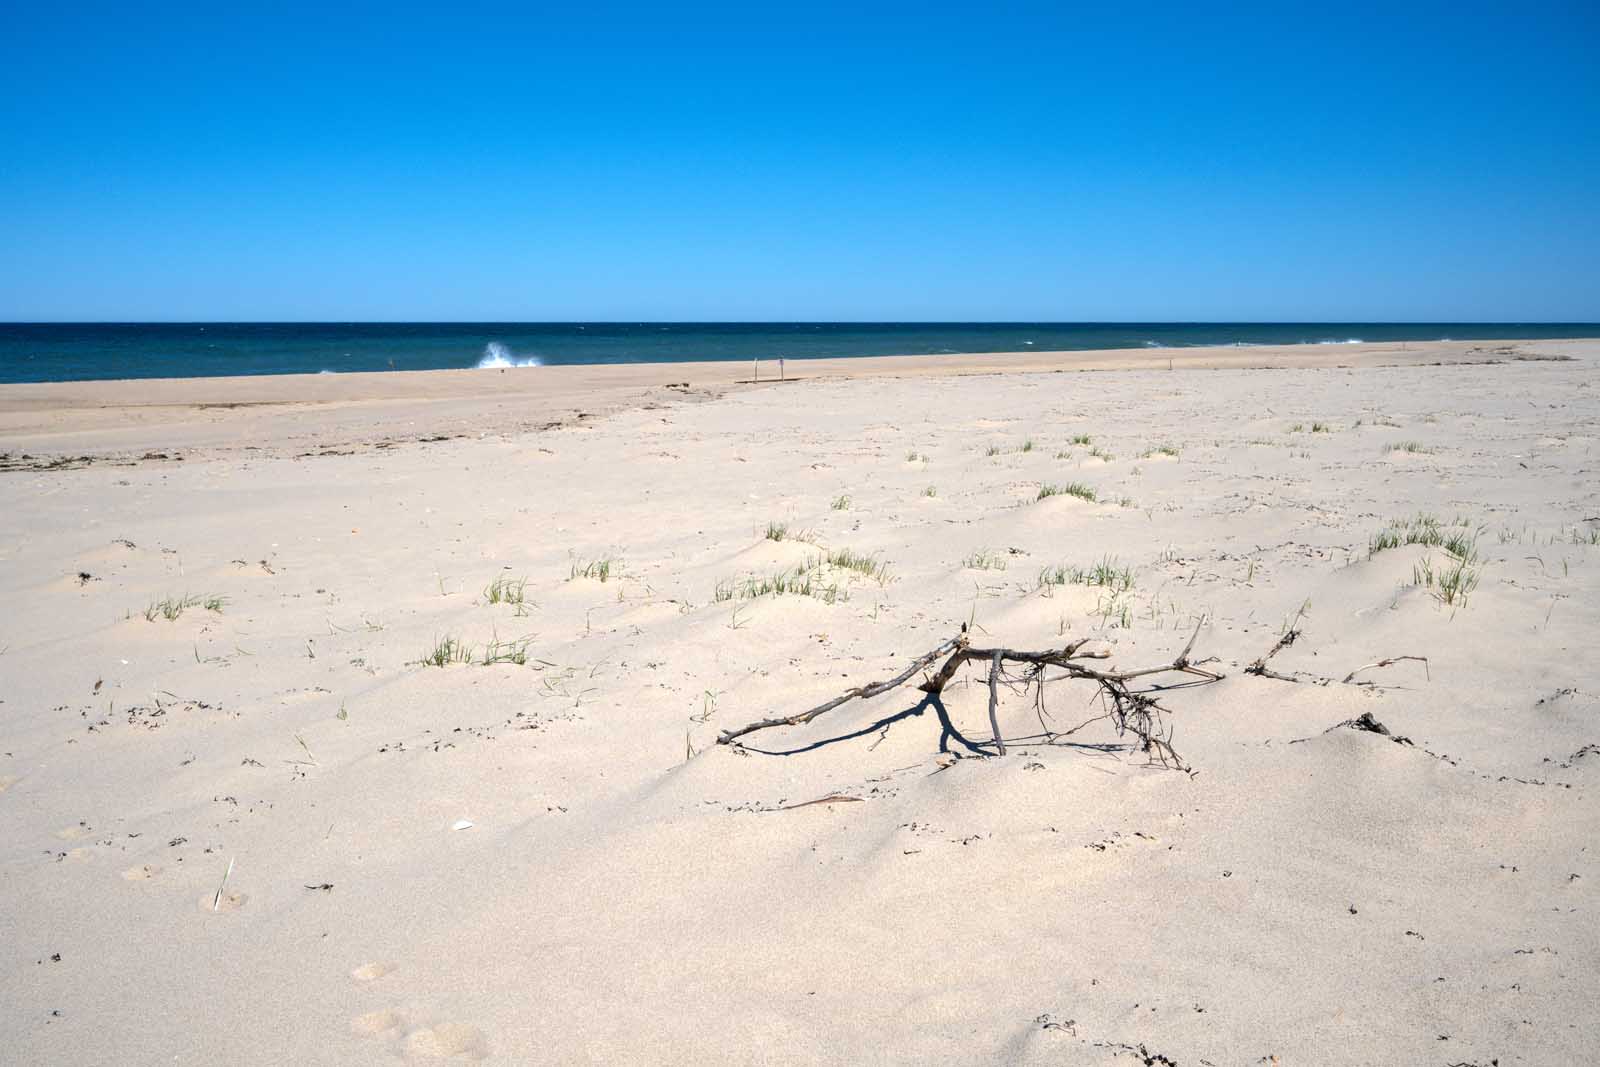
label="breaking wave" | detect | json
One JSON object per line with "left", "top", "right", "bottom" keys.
{"left": 476, "top": 341, "right": 543, "bottom": 368}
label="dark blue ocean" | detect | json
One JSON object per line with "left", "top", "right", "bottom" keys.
{"left": 1, "top": 323, "right": 1594, "bottom": 384}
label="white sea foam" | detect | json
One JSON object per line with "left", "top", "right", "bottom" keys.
{"left": 475, "top": 341, "right": 543, "bottom": 368}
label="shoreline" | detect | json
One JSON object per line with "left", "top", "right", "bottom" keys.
{"left": 1, "top": 337, "right": 1593, "bottom": 462}
{"left": 7, "top": 323, "right": 1598, "bottom": 387}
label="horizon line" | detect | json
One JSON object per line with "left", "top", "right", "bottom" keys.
{"left": 5, "top": 319, "right": 1599, "bottom": 327}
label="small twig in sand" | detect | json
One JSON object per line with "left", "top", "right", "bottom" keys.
{"left": 776, "top": 794, "right": 863, "bottom": 811}
{"left": 290, "top": 733, "right": 318, "bottom": 766}
{"left": 1245, "top": 604, "right": 1306, "bottom": 682}
{"left": 211, "top": 856, "right": 235, "bottom": 912}
{"left": 1341, "top": 656, "right": 1430, "bottom": 685}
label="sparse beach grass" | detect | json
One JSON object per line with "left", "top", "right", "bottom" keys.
{"left": 1369, "top": 514, "right": 1478, "bottom": 559}
{"left": 1372, "top": 514, "right": 1484, "bottom": 606}
{"left": 480, "top": 632, "right": 533, "bottom": 665}
{"left": 1039, "top": 555, "right": 1135, "bottom": 593}
{"left": 142, "top": 594, "right": 225, "bottom": 621}
{"left": 421, "top": 635, "right": 473, "bottom": 666}
{"left": 826, "top": 547, "right": 890, "bottom": 582}
{"left": 419, "top": 632, "right": 534, "bottom": 666}
{"left": 569, "top": 557, "right": 617, "bottom": 582}
{"left": 1412, "top": 553, "right": 1482, "bottom": 606}
{"left": 1095, "top": 591, "right": 1136, "bottom": 628}
{"left": 484, "top": 575, "right": 529, "bottom": 609}
{"left": 764, "top": 520, "right": 815, "bottom": 543}
{"left": 962, "top": 549, "right": 1009, "bottom": 571}
{"left": 712, "top": 546, "right": 887, "bottom": 606}
{"left": 1037, "top": 482, "right": 1096, "bottom": 503}
{"left": 714, "top": 564, "right": 841, "bottom": 605}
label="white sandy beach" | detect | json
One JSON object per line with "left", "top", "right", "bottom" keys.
{"left": 2, "top": 338, "right": 1598, "bottom": 1065}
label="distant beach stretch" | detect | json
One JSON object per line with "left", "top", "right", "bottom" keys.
{"left": 3, "top": 321, "right": 1599, "bottom": 383}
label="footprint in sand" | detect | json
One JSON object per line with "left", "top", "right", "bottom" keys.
{"left": 196, "top": 891, "right": 248, "bottom": 912}
{"left": 351, "top": 1009, "right": 404, "bottom": 1035}
{"left": 404, "top": 1022, "right": 488, "bottom": 1059}
{"left": 351, "top": 1009, "right": 486, "bottom": 1060}
{"left": 54, "top": 824, "right": 93, "bottom": 841}
{"left": 0, "top": 775, "right": 18, "bottom": 793}
{"left": 350, "top": 962, "right": 392, "bottom": 981}
{"left": 121, "top": 864, "right": 161, "bottom": 881}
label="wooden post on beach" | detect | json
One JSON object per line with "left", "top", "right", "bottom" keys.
{"left": 780, "top": 358, "right": 785, "bottom": 381}
{"left": 753, "top": 358, "right": 758, "bottom": 382}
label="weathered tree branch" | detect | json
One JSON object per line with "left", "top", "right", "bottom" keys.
{"left": 1244, "top": 609, "right": 1428, "bottom": 689}
{"left": 986, "top": 650, "right": 1006, "bottom": 756}
{"left": 717, "top": 621, "right": 1222, "bottom": 770}
{"left": 716, "top": 632, "right": 967, "bottom": 745}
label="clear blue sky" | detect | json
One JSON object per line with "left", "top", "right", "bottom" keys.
{"left": 2, "top": 3, "right": 1596, "bottom": 321}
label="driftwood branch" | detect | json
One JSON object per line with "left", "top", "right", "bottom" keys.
{"left": 716, "top": 633, "right": 967, "bottom": 745}
{"left": 1244, "top": 609, "right": 1428, "bottom": 689}
{"left": 986, "top": 650, "right": 1006, "bottom": 756}
{"left": 718, "top": 621, "right": 1222, "bottom": 769}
